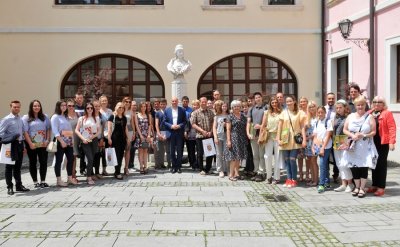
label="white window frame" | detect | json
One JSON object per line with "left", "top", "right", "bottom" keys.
{"left": 327, "top": 48, "right": 353, "bottom": 98}
{"left": 385, "top": 35, "right": 400, "bottom": 111}
{"left": 202, "top": 0, "right": 245, "bottom": 10}
{"left": 260, "top": 0, "right": 303, "bottom": 11}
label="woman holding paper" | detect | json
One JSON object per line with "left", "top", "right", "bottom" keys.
{"left": 51, "top": 100, "right": 77, "bottom": 187}
{"left": 22, "top": 100, "right": 51, "bottom": 188}
{"left": 276, "top": 95, "right": 307, "bottom": 188}
{"left": 75, "top": 102, "right": 101, "bottom": 185}
{"left": 224, "top": 100, "right": 248, "bottom": 181}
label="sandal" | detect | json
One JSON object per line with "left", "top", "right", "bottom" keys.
{"left": 298, "top": 172, "right": 304, "bottom": 182}
{"left": 357, "top": 188, "right": 366, "bottom": 198}
{"left": 124, "top": 167, "right": 129, "bottom": 176}
{"left": 102, "top": 171, "right": 109, "bottom": 176}
{"left": 140, "top": 169, "right": 145, "bottom": 174}
{"left": 114, "top": 174, "right": 123, "bottom": 180}
{"left": 229, "top": 177, "right": 237, "bottom": 181}
{"left": 352, "top": 188, "right": 360, "bottom": 197}
{"left": 87, "top": 179, "right": 95, "bottom": 185}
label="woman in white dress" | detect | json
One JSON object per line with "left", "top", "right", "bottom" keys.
{"left": 342, "top": 96, "right": 378, "bottom": 198}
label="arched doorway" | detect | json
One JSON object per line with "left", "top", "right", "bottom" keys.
{"left": 198, "top": 53, "right": 297, "bottom": 103}
{"left": 61, "top": 54, "right": 165, "bottom": 107}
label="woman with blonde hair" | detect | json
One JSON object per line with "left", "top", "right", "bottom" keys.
{"left": 213, "top": 100, "right": 229, "bottom": 178}
{"left": 368, "top": 96, "right": 396, "bottom": 196}
{"left": 342, "top": 96, "right": 377, "bottom": 198}
{"left": 304, "top": 100, "right": 318, "bottom": 186}
{"left": 135, "top": 101, "right": 153, "bottom": 174}
{"left": 297, "top": 96, "right": 309, "bottom": 182}
{"left": 259, "top": 96, "right": 283, "bottom": 184}
{"left": 107, "top": 102, "right": 128, "bottom": 180}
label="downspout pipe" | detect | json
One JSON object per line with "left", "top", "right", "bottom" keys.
{"left": 369, "top": 0, "right": 375, "bottom": 100}
{"left": 321, "top": 0, "right": 326, "bottom": 104}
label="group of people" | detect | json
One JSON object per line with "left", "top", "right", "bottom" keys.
{"left": 0, "top": 84, "right": 397, "bottom": 198}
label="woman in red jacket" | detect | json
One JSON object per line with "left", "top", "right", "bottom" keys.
{"left": 368, "top": 96, "right": 397, "bottom": 196}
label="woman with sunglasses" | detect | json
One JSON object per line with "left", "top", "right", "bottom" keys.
{"left": 122, "top": 97, "right": 134, "bottom": 175}
{"left": 107, "top": 102, "right": 129, "bottom": 180}
{"left": 99, "top": 95, "right": 113, "bottom": 176}
{"left": 75, "top": 102, "right": 101, "bottom": 185}
{"left": 22, "top": 100, "right": 51, "bottom": 188}
{"left": 367, "top": 96, "right": 397, "bottom": 196}
{"left": 51, "top": 100, "right": 77, "bottom": 186}
{"left": 66, "top": 99, "right": 80, "bottom": 183}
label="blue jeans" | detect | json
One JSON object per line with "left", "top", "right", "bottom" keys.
{"left": 282, "top": 149, "right": 298, "bottom": 180}
{"left": 319, "top": 148, "right": 331, "bottom": 185}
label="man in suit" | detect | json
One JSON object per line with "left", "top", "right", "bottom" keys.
{"left": 164, "top": 97, "right": 187, "bottom": 173}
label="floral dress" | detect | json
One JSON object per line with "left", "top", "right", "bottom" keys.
{"left": 135, "top": 113, "right": 150, "bottom": 148}
{"left": 223, "top": 113, "right": 248, "bottom": 161}
{"left": 304, "top": 117, "right": 317, "bottom": 157}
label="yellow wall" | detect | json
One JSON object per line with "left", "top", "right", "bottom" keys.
{"left": 0, "top": 0, "right": 322, "bottom": 116}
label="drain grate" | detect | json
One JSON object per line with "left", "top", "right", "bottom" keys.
{"left": 261, "top": 194, "right": 290, "bottom": 202}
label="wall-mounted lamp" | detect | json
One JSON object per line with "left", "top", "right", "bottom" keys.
{"left": 338, "top": 19, "right": 370, "bottom": 51}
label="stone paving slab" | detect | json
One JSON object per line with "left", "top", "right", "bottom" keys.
{"left": 4, "top": 213, "right": 73, "bottom": 223}
{"left": 334, "top": 229, "right": 400, "bottom": 243}
{"left": 76, "top": 237, "right": 117, "bottom": 247}
{"left": 0, "top": 238, "right": 44, "bottom": 247}
{"left": 69, "top": 214, "right": 130, "bottom": 222}
{"left": 204, "top": 213, "right": 274, "bottom": 222}
{"left": 119, "top": 207, "right": 162, "bottom": 215}
{"left": 161, "top": 207, "right": 230, "bottom": 214}
{"left": 69, "top": 221, "right": 106, "bottom": 231}
{"left": 130, "top": 213, "right": 202, "bottom": 222}
{"left": 152, "top": 221, "right": 215, "bottom": 231}
{"left": 2, "top": 222, "right": 73, "bottom": 231}
{"left": 113, "top": 237, "right": 205, "bottom": 247}
{"left": 38, "top": 237, "right": 80, "bottom": 247}
{"left": 103, "top": 222, "right": 153, "bottom": 231}
{"left": 215, "top": 222, "right": 263, "bottom": 230}
{"left": 207, "top": 237, "right": 296, "bottom": 247}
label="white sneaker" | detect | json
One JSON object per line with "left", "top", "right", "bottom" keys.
{"left": 334, "top": 185, "right": 346, "bottom": 192}
{"left": 219, "top": 171, "right": 225, "bottom": 178}
{"left": 345, "top": 185, "right": 353, "bottom": 193}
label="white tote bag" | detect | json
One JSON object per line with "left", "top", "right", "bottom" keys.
{"left": 105, "top": 147, "right": 118, "bottom": 166}
{"left": 0, "top": 144, "right": 15, "bottom": 165}
{"left": 202, "top": 138, "right": 216, "bottom": 157}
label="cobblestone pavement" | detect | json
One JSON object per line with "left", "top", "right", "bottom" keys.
{"left": 1, "top": 160, "right": 400, "bottom": 247}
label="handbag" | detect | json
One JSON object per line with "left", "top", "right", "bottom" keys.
{"left": 287, "top": 109, "right": 303, "bottom": 144}
{"left": 46, "top": 138, "right": 57, "bottom": 153}
{"left": 139, "top": 141, "right": 149, "bottom": 149}
{"left": 258, "top": 111, "right": 269, "bottom": 145}
{"left": 105, "top": 147, "right": 118, "bottom": 166}
{"left": 0, "top": 143, "right": 15, "bottom": 165}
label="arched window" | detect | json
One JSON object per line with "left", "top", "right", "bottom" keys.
{"left": 61, "top": 54, "right": 164, "bottom": 107}
{"left": 198, "top": 53, "right": 297, "bottom": 103}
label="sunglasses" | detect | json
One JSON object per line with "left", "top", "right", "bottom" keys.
{"left": 372, "top": 101, "right": 383, "bottom": 103}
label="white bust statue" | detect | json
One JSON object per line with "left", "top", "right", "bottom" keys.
{"left": 167, "top": 44, "right": 192, "bottom": 80}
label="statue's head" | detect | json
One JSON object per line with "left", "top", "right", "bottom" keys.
{"left": 174, "top": 44, "right": 184, "bottom": 59}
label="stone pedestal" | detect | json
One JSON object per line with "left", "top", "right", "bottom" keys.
{"left": 171, "top": 79, "right": 187, "bottom": 105}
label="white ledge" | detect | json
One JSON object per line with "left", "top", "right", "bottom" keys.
{"left": 260, "top": 5, "right": 304, "bottom": 11}
{"left": 201, "top": 5, "right": 245, "bottom": 11}
{"left": 52, "top": 4, "right": 165, "bottom": 9}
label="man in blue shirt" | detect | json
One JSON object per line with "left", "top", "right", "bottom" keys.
{"left": 0, "top": 100, "right": 30, "bottom": 195}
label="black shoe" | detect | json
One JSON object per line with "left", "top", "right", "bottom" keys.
{"left": 177, "top": 169, "right": 182, "bottom": 174}
{"left": 7, "top": 188, "right": 14, "bottom": 195}
{"left": 34, "top": 183, "right": 41, "bottom": 188}
{"left": 40, "top": 182, "right": 49, "bottom": 188}
{"left": 114, "top": 175, "right": 123, "bottom": 180}
{"left": 80, "top": 170, "right": 87, "bottom": 176}
{"left": 254, "top": 174, "right": 264, "bottom": 182}
{"left": 171, "top": 169, "right": 177, "bottom": 174}
{"left": 160, "top": 165, "right": 167, "bottom": 169}
{"left": 15, "top": 185, "right": 30, "bottom": 192}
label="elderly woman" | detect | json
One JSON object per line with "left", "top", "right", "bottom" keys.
{"left": 224, "top": 100, "right": 248, "bottom": 181}
{"left": 367, "top": 96, "right": 397, "bottom": 196}
{"left": 342, "top": 96, "right": 377, "bottom": 198}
